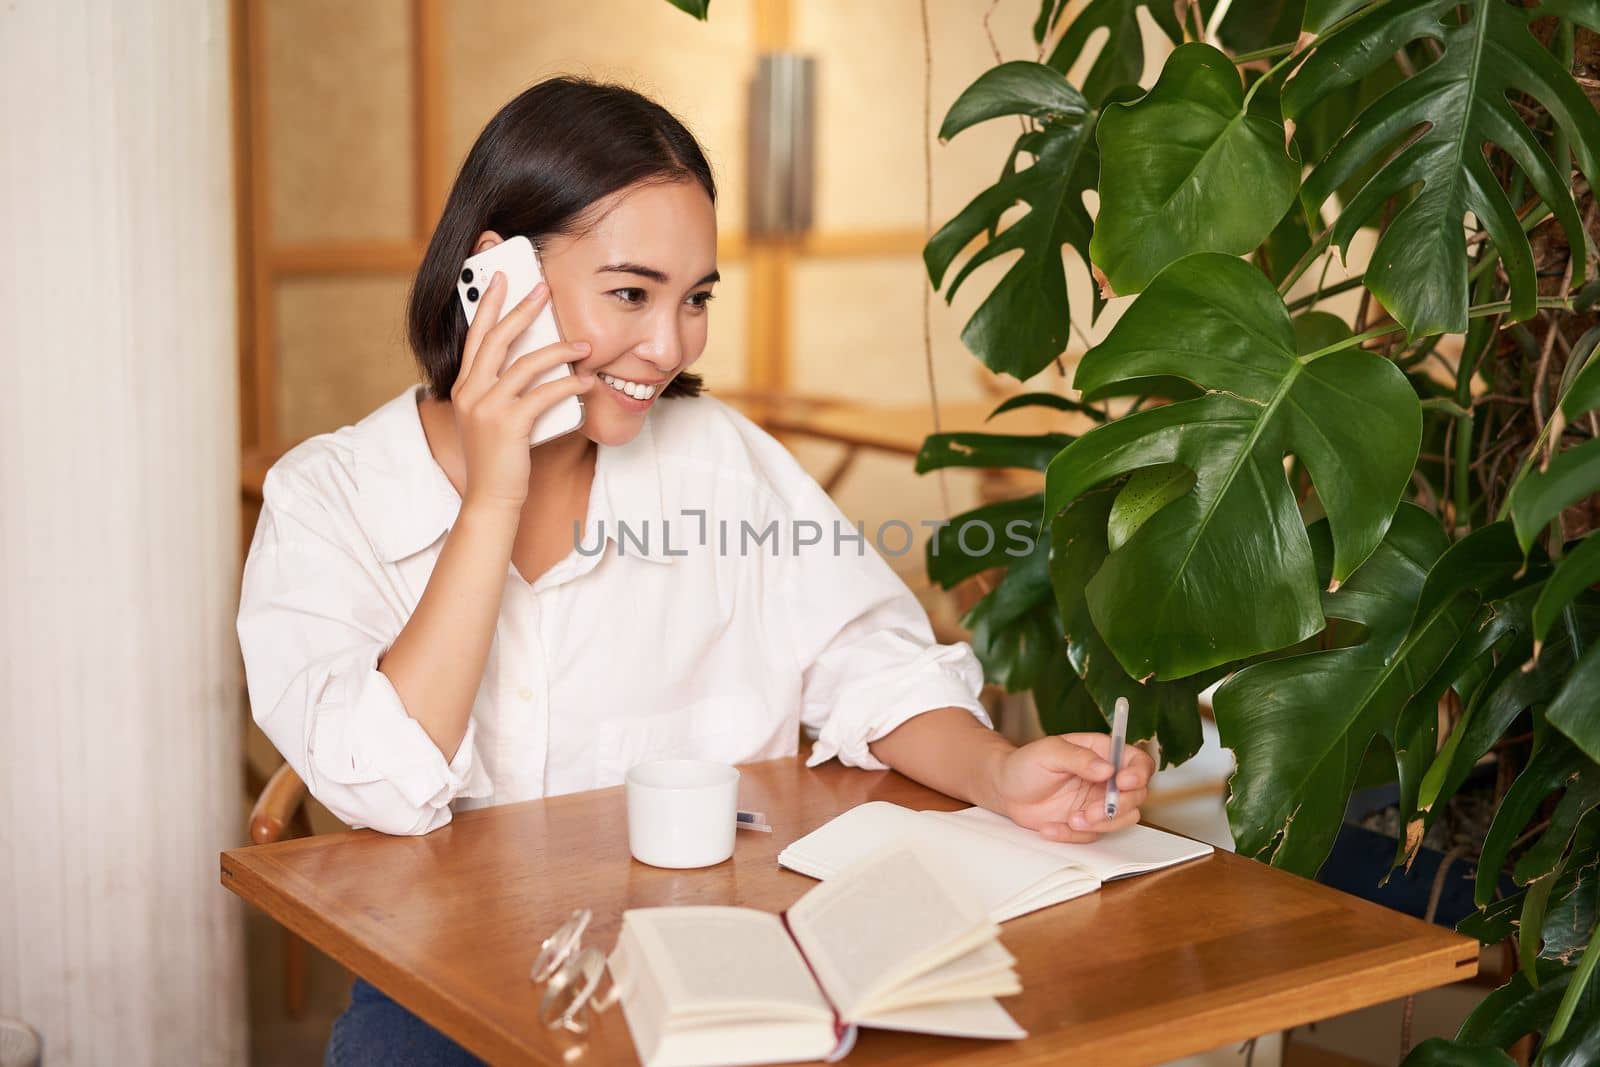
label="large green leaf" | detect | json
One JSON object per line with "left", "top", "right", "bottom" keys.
{"left": 925, "top": 63, "right": 1098, "bottom": 380}
{"left": 663, "top": 0, "right": 709, "bottom": 17}
{"left": 961, "top": 530, "right": 1060, "bottom": 694}
{"left": 1387, "top": 524, "right": 1546, "bottom": 867}
{"left": 986, "top": 391, "right": 1105, "bottom": 423}
{"left": 1560, "top": 327, "right": 1600, "bottom": 419}
{"left": 1476, "top": 730, "right": 1596, "bottom": 904}
{"left": 1045, "top": 254, "right": 1421, "bottom": 679}
{"left": 1214, "top": 505, "right": 1476, "bottom": 875}
{"left": 915, "top": 432, "right": 1073, "bottom": 474}
{"left": 1049, "top": 486, "right": 1209, "bottom": 767}
{"left": 1535, "top": 533, "right": 1600, "bottom": 643}
{"left": 1216, "top": 0, "right": 1304, "bottom": 54}
{"left": 1282, "top": 0, "right": 1600, "bottom": 337}
{"left": 1447, "top": 958, "right": 1592, "bottom": 1053}
{"left": 925, "top": 496, "right": 1043, "bottom": 590}
{"left": 1091, "top": 43, "right": 1300, "bottom": 296}
{"left": 1400, "top": 1040, "right": 1515, "bottom": 1067}
{"left": 1545, "top": 1013, "right": 1600, "bottom": 1067}
{"left": 1549, "top": 644, "right": 1600, "bottom": 766}
{"left": 1515, "top": 774, "right": 1600, "bottom": 887}
{"left": 1461, "top": 836, "right": 1600, "bottom": 963}
{"left": 1303, "top": 0, "right": 1374, "bottom": 34}
{"left": 1509, "top": 438, "right": 1600, "bottom": 552}
{"left": 1034, "top": 0, "right": 1187, "bottom": 105}
{"left": 1418, "top": 592, "right": 1600, "bottom": 822}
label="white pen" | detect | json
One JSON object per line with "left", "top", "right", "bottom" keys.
{"left": 1104, "top": 697, "right": 1129, "bottom": 820}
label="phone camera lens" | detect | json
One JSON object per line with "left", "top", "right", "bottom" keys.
{"left": 461, "top": 268, "right": 474, "bottom": 284}
{"left": 466, "top": 286, "right": 479, "bottom": 302}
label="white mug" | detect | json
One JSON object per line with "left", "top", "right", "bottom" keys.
{"left": 625, "top": 759, "right": 739, "bottom": 869}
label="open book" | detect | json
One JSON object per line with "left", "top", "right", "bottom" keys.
{"left": 606, "top": 843, "right": 1026, "bottom": 1067}
{"left": 778, "top": 802, "right": 1214, "bottom": 923}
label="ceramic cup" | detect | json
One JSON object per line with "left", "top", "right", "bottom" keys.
{"left": 624, "top": 759, "right": 740, "bottom": 869}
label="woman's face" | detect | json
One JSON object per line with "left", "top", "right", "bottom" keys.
{"left": 471, "top": 179, "right": 718, "bottom": 447}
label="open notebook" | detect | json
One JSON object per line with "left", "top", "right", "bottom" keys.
{"left": 606, "top": 843, "right": 1026, "bottom": 1067}
{"left": 778, "top": 801, "right": 1214, "bottom": 923}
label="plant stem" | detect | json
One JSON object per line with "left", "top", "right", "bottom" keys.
{"left": 1297, "top": 297, "right": 1573, "bottom": 365}
{"left": 1277, "top": 226, "right": 1335, "bottom": 296}
{"left": 1453, "top": 281, "right": 1500, "bottom": 529}
{"left": 1286, "top": 274, "right": 1365, "bottom": 311}
{"left": 1231, "top": 42, "right": 1295, "bottom": 64}
{"left": 1243, "top": 46, "right": 1307, "bottom": 109}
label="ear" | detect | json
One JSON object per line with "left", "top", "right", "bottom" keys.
{"left": 472, "top": 230, "right": 506, "bottom": 255}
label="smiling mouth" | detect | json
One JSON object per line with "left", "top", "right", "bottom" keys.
{"left": 598, "top": 372, "right": 662, "bottom": 400}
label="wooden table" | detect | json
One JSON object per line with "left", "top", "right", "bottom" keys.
{"left": 221, "top": 754, "right": 1479, "bottom": 1066}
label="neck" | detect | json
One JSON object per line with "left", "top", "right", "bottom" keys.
{"left": 526, "top": 430, "right": 597, "bottom": 502}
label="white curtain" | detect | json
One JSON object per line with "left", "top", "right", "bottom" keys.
{"left": 0, "top": 2, "right": 248, "bottom": 1063}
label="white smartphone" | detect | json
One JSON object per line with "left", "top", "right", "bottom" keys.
{"left": 456, "top": 235, "right": 586, "bottom": 447}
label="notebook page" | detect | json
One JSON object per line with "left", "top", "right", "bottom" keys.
{"left": 779, "top": 801, "right": 1072, "bottom": 919}
{"left": 929, "top": 806, "right": 1214, "bottom": 880}
{"left": 623, "top": 906, "right": 833, "bottom": 1023}
{"left": 785, "top": 844, "right": 993, "bottom": 1020}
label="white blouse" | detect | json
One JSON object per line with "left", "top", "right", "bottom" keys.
{"left": 237, "top": 384, "right": 991, "bottom": 835}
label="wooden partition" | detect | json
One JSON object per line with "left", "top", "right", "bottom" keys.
{"left": 230, "top": 1, "right": 1069, "bottom": 526}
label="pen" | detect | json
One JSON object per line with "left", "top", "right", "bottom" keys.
{"left": 1104, "top": 697, "right": 1129, "bottom": 820}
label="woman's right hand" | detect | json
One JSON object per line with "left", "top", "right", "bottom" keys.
{"left": 451, "top": 270, "right": 596, "bottom": 511}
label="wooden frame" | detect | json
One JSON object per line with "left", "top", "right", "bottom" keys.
{"left": 231, "top": 0, "right": 931, "bottom": 472}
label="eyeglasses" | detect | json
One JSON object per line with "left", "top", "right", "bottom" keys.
{"left": 530, "top": 908, "right": 621, "bottom": 1036}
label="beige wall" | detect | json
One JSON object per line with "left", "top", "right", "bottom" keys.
{"left": 257, "top": 1, "right": 1082, "bottom": 437}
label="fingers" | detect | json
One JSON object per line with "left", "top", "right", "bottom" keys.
{"left": 510, "top": 370, "right": 596, "bottom": 433}
{"left": 1035, "top": 822, "right": 1102, "bottom": 844}
{"left": 1057, "top": 803, "right": 1143, "bottom": 836}
{"left": 490, "top": 339, "right": 591, "bottom": 400}
{"left": 1061, "top": 731, "right": 1156, "bottom": 788}
{"left": 1032, "top": 735, "right": 1114, "bottom": 782}
{"left": 458, "top": 275, "right": 551, "bottom": 399}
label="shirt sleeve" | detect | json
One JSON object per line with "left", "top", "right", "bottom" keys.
{"left": 236, "top": 472, "right": 492, "bottom": 836}
{"left": 757, "top": 455, "right": 994, "bottom": 772}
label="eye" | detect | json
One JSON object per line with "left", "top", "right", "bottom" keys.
{"left": 687, "top": 291, "right": 715, "bottom": 311}
{"left": 610, "top": 288, "right": 647, "bottom": 306}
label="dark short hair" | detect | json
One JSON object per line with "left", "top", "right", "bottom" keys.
{"left": 407, "top": 76, "right": 713, "bottom": 399}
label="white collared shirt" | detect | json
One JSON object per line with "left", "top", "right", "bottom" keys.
{"left": 237, "top": 385, "right": 991, "bottom": 835}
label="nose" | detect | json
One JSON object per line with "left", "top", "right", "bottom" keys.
{"left": 634, "top": 311, "right": 685, "bottom": 375}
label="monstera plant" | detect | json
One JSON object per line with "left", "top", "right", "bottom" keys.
{"left": 672, "top": 0, "right": 1600, "bottom": 1060}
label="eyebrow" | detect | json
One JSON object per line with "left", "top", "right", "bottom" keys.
{"left": 596, "top": 262, "right": 720, "bottom": 287}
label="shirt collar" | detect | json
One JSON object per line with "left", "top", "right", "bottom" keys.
{"left": 353, "top": 385, "right": 675, "bottom": 566}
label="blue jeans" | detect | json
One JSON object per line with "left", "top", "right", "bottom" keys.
{"left": 324, "top": 977, "right": 485, "bottom": 1067}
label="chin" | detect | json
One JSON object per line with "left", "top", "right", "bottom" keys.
{"left": 579, "top": 406, "right": 649, "bottom": 447}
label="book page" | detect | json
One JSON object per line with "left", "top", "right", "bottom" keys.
{"left": 868, "top": 938, "right": 1020, "bottom": 1015}
{"left": 854, "top": 995, "right": 1027, "bottom": 1040}
{"left": 785, "top": 844, "right": 993, "bottom": 1020}
{"left": 929, "top": 806, "right": 1214, "bottom": 881}
{"left": 623, "top": 906, "right": 832, "bottom": 1023}
{"left": 778, "top": 801, "right": 1073, "bottom": 920}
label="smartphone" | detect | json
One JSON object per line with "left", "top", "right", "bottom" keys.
{"left": 456, "top": 235, "right": 586, "bottom": 447}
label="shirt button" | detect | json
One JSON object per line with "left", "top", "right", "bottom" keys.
{"left": 517, "top": 686, "right": 534, "bottom": 702}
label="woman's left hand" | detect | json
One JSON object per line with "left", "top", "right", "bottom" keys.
{"left": 989, "top": 732, "right": 1156, "bottom": 842}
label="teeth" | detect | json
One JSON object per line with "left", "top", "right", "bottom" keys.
{"left": 599, "top": 372, "right": 657, "bottom": 400}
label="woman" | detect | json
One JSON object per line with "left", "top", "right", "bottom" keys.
{"left": 237, "top": 75, "right": 1154, "bottom": 1066}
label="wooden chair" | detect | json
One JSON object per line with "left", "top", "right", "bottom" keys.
{"left": 245, "top": 760, "right": 325, "bottom": 1018}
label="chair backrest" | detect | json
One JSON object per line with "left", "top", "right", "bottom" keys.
{"left": 250, "top": 761, "right": 310, "bottom": 845}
